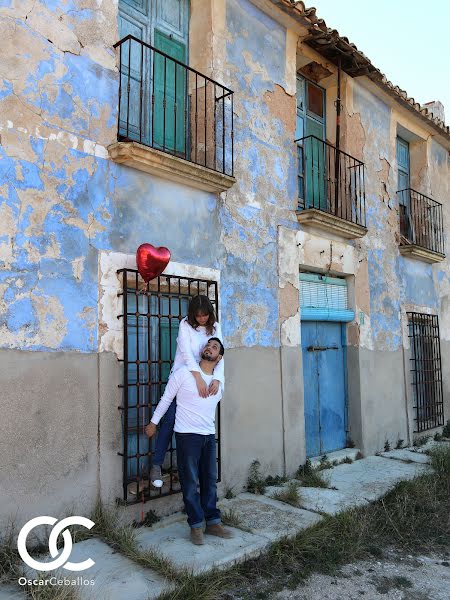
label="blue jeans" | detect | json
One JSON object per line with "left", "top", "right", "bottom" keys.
{"left": 153, "top": 399, "right": 176, "bottom": 466}
{"left": 175, "top": 432, "right": 221, "bottom": 528}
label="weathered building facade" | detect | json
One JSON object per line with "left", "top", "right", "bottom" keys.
{"left": 0, "top": 0, "right": 448, "bottom": 527}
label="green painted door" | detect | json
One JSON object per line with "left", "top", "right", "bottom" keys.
{"left": 118, "top": 0, "right": 189, "bottom": 149}
{"left": 296, "top": 76, "right": 326, "bottom": 210}
{"left": 153, "top": 30, "right": 187, "bottom": 154}
{"left": 397, "top": 136, "right": 412, "bottom": 240}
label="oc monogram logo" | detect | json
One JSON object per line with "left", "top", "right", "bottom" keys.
{"left": 17, "top": 516, "right": 95, "bottom": 572}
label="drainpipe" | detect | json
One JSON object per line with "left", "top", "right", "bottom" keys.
{"left": 334, "top": 56, "right": 342, "bottom": 215}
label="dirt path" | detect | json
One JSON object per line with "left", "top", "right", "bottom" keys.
{"left": 273, "top": 549, "right": 450, "bottom": 600}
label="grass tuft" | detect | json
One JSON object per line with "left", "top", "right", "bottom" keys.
{"left": 90, "top": 500, "right": 181, "bottom": 582}
{"left": 271, "top": 481, "right": 302, "bottom": 508}
{"left": 413, "top": 434, "right": 431, "bottom": 447}
{"left": 265, "top": 474, "right": 288, "bottom": 487}
{"left": 296, "top": 459, "right": 330, "bottom": 488}
{"left": 221, "top": 508, "right": 252, "bottom": 533}
{"left": 442, "top": 419, "right": 450, "bottom": 438}
{"left": 247, "top": 460, "right": 266, "bottom": 495}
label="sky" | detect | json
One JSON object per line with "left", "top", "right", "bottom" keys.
{"left": 309, "top": 0, "right": 450, "bottom": 124}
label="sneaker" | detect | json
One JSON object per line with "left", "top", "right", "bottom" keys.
{"left": 190, "top": 528, "right": 204, "bottom": 545}
{"left": 150, "top": 465, "right": 163, "bottom": 488}
{"left": 204, "top": 523, "right": 233, "bottom": 539}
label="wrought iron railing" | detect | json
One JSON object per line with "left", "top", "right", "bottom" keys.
{"left": 114, "top": 35, "right": 234, "bottom": 176}
{"left": 408, "top": 312, "right": 444, "bottom": 432}
{"left": 397, "top": 189, "right": 445, "bottom": 256}
{"left": 117, "top": 269, "right": 221, "bottom": 504}
{"left": 295, "top": 135, "right": 366, "bottom": 227}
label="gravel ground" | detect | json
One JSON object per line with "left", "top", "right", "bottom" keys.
{"left": 272, "top": 549, "right": 450, "bottom": 600}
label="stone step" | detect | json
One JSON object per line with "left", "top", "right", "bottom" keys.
{"left": 134, "top": 513, "right": 268, "bottom": 575}
{"left": 266, "top": 455, "right": 430, "bottom": 516}
{"left": 0, "top": 584, "right": 26, "bottom": 599}
{"left": 309, "top": 447, "right": 361, "bottom": 467}
{"left": 380, "top": 448, "right": 431, "bottom": 464}
{"left": 24, "top": 538, "right": 174, "bottom": 600}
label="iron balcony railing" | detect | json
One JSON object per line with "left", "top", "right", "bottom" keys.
{"left": 397, "top": 189, "right": 445, "bottom": 256}
{"left": 114, "top": 35, "right": 234, "bottom": 176}
{"left": 295, "top": 135, "right": 366, "bottom": 227}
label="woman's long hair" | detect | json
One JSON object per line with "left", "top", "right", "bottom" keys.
{"left": 186, "top": 295, "right": 217, "bottom": 336}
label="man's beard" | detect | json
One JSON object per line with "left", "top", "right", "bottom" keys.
{"left": 201, "top": 351, "right": 215, "bottom": 362}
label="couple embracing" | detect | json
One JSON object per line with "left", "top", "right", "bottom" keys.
{"left": 145, "top": 295, "right": 232, "bottom": 546}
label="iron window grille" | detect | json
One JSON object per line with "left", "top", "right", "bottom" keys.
{"left": 114, "top": 35, "right": 234, "bottom": 177}
{"left": 117, "top": 269, "right": 221, "bottom": 504}
{"left": 407, "top": 312, "right": 445, "bottom": 432}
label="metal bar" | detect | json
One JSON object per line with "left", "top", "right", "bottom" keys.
{"left": 117, "top": 43, "right": 122, "bottom": 140}
{"left": 151, "top": 45, "right": 155, "bottom": 148}
{"left": 204, "top": 78, "right": 208, "bottom": 167}
{"left": 163, "top": 56, "right": 167, "bottom": 151}
{"left": 231, "top": 92, "right": 234, "bottom": 177}
{"left": 222, "top": 90, "right": 225, "bottom": 175}
{"left": 174, "top": 62, "right": 177, "bottom": 155}
{"left": 135, "top": 272, "right": 141, "bottom": 487}
{"left": 195, "top": 73, "right": 198, "bottom": 165}
{"left": 213, "top": 83, "right": 217, "bottom": 171}
{"left": 139, "top": 41, "right": 143, "bottom": 143}
{"left": 122, "top": 271, "right": 129, "bottom": 500}
{"left": 126, "top": 39, "right": 131, "bottom": 138}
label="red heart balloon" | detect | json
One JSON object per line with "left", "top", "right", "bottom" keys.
{"left": 136, "top": 243, "right": 171, "bottom": 283}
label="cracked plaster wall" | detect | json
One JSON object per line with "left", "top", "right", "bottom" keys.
{"left": 0, "top": 0, "right": 302, "bottom": 355}
{"left": 346, "top": 81, "right": 450, "bottom": 352}
{"left": 0, "top": 0, "right": 226, "bottom": 353}
{"left": 221, "top": 0, "right": 297, "bottom": 348}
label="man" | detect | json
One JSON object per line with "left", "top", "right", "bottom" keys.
{"left": 145, "top": 337, "right": 232, "bottom": 545}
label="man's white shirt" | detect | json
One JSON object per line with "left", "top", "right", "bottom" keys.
{"left": 151, "top": 366, "right": 222, "bottom": 435}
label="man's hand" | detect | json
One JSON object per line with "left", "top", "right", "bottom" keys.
{"left": 145, "top": 422, "right": 157, "bottom": 438}
{"left": 192, "top": 371, "right": 208, "bottom": 398}
{"left": 208, "top": 379, "right": 220, "bottom": 396}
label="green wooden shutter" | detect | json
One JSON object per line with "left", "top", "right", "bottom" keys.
{"left": 153, "top": 30, "right": 186, "bottom": 153}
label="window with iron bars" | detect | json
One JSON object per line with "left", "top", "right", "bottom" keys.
{"left": 407, "top": 312, "right": 445, "bottom": 432}
{"left": 117, "top": 269, "right": 221, "bottom": 504}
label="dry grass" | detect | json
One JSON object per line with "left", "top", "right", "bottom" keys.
{"left": 158, "top": 445, "right": 450, "bottom": 599}
{"left": 271, "top": 481, "right": 302, "bottom": 508}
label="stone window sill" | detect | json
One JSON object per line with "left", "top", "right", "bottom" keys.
{"left": 108, "top": 142, "right": 236, "bottom": 194}
{"left": 399, "top": 244, "right": 445, "bottom": 264}
{"left": 296, "top": 208, "right": 367, "bottom": 239}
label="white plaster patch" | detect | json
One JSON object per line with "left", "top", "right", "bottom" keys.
{"left": 281, "top": 313, "right": 300, "bottom": 347}
{"left": 72, "top": 257, "right": 85, "bottom": 281}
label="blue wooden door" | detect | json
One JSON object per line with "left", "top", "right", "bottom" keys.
{"left": 302, "top": 321, "right": 347, "bottom": 457}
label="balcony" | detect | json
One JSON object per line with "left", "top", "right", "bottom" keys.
{"left": 108, "top": 35, "right": 235, "bottom": 193}
{"left": 397, "top": 189, "right": 445, "bottom": 263}
{"left": 295, "top": 135, "right": 367, "bottom": 239}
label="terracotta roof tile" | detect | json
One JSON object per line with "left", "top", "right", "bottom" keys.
{"left": 276, "top": 0, "right": 449, "bottom": 137}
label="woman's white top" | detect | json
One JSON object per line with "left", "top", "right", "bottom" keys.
{"left": 171, "top": 317, "right": 225, "bottom": 387}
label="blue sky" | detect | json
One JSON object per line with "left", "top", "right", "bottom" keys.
{"left": 311, "top": 0, "right": 450, "bottom": 124}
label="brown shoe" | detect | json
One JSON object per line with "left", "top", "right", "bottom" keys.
{"left": 205, "top": 523, "right": 234, "bottom": 539}
{"left": 190, "top": 528, "right": 204, "bottom": 545}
